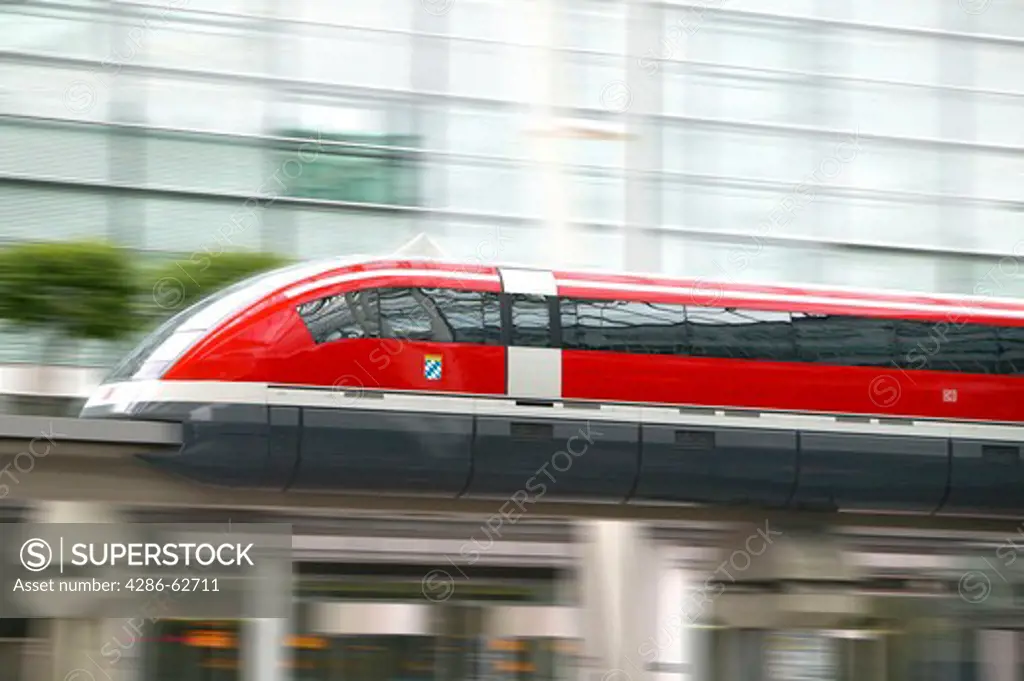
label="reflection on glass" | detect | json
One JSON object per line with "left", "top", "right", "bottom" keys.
{"left": 145, "top": 619, "right": 577, "bottom": 681}
{"left": 484, "top": 638, "right": 569, "bottom": 681}
{"left": 764, "top": 630, "right": 836, "bottom": 681}
{"left": 148, "top": 620, "right": 241, "bottom": 681}
{"left": 148, "top": 620, "right": 333, "bottom": 681}
{"left": 436, "top": 606, "right": 575, "bottom": 681}
{"left": 323, "top": 635, "right": 435, "bottom": 681}
{"left": 146, "top": 576, "right": 575, "bottom": 681}
{"left": 510, "top": 295, "right": 552, "bottom": 348}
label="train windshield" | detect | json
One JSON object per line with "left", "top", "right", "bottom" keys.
{"left": 104, "top": 286, "right": 237, "bottom": 383}
{"left": 104, "top": 257, "right": 361, "bottom": 383}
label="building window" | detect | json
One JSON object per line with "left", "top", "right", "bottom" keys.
{"left": 276, "top": 128, "right": 421, "bottom": 206}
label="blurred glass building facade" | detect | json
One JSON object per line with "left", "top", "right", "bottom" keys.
{"left": 0, "top": 0, "right": 1022, "bottom": 367}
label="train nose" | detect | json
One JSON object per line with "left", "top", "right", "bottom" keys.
{"left": 80, "top": 384, "right": 131, "bottom": 419}
{"left": 80, "top": 380, "right": 183, "bottom": 420}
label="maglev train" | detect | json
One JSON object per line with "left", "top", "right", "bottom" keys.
{"left": 81, "top": 256, "right": 1024, "bottom": 514}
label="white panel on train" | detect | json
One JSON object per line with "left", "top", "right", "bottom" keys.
{"left": 500, "top": 267, "right": 557, "bottom": 296}
{"left": 500, "top": 268, "right": 562, "bottom": 400}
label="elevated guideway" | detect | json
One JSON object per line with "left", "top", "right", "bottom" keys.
{"left": 0, "top": 413, "right": 179, "bottom": 456}
{"left": 0, "top": 413, "right": 1022, "bottom": 532}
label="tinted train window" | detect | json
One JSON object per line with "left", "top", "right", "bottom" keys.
{"left": 297, "top": 284, "right": 1024, "bottom": 376}
{"left": 298, "top": 290, "right": 379, "bottom": 343}
{"left": 999, "top": 326, "right": 1024, "bottom": 374}
{"left": 561, "top": 299, "right": 686, "bottom": 353}
{"left": 298, "top": 287, "right": 502, "bottom": 345}
{"left": 421, "top": 288, "right": 502, "bottom": 345}
{"left": 687, "top": 308, "right": 796, "bottom": 361}
{"left": 378, "top": 288, "right": 444, "bottom": 341}
{"left": 793, "top": 313, "right": 895, "bottom": 366}
{"left": 894, "top": 320, "right": 934, "bottom": 369}
{"left": 949, "top": 324, "right": 1001, "bottom": 374}
{"left": 510, "top": 294, "right": 553, "bottom": 348}
{"left": 895, "top": 320, "right": 999, "bottom": 374}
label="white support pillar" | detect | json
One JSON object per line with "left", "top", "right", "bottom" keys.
{"left": 577, "top": 520, "right": 677, "bottom": 681}
{"left": 978, "top": 630, "right": 1017, "bottom": 681}
{"left": 243, "top": 554, "right": 292, "bottom": 681}
{"left": 50, "top": 619, "right": 107, "bottom": 681}
{"left": 46, "top": 619, "right": 144, "bottom": 681}
{"left": 651, "top": 565, "right": 689, "bottom": 681}
{"left": 245, "top": 619, "right": 287, "bottom": 681}
{"left": 685, "top": 620, "right": 712, "bottom": 681}
{"left": 28, "top": 502, "right": 140, "bottom": 681}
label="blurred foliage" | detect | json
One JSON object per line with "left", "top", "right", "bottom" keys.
{"left": 142, "top": 251, "right": 291, "bottom": 319}
{"left": 0, "top": 241, "right": 137, "bottom": 355}
{"left": 0, "top": 241, "right": 291, "bottom": 353}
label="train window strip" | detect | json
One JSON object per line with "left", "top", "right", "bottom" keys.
{"left": 297, "top": 288, "right": 501, "bottom": 346}
{"left": 298, "top": 288, "right": 1024, "bottom": 375}
{"left": 559, "top": 297, "right": 1024, "bottom": 375}
{"left": 508, "top": 293, "right": 555, "bottom": 348}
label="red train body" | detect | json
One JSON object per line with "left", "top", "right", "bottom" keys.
{"left": 81, "top": 256, "right": 1024, "bottom": 514}
{"left": 96, "top": 257, "right": 1024, "bottom": 424}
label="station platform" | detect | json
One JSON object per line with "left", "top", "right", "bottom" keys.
{"left": 2, "top": 503, "right": 1021, "bottom": 681}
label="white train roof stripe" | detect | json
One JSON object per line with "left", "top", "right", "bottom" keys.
{"left": 362, "top": 256, "right": 1024, "bottom": 308}
{"left": 561, "top": 279, "right": 1024, "bottom": 321}
{"left": 283, "top": 269, "right": 501, "bottom": 299}
{"left": 85, "top": 380, "right": 1024, "bottom": 443}
{"left": 215, "top": 257, "right": 1024, "bottom": 321}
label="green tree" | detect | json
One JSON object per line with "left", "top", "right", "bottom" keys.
{"left": 144, "top": 251, "right": 291, "bottom": 320}
{"left": 0, "top": 241, "right": 137, "bottom": 362}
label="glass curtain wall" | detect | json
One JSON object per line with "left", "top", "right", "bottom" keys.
{"left": 0, "top": 0, "right": 1022, "bottom": 365}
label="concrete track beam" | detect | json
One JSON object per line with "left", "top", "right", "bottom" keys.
{"left": 2, "top": 458, "right": 1024, "bottom": 533}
